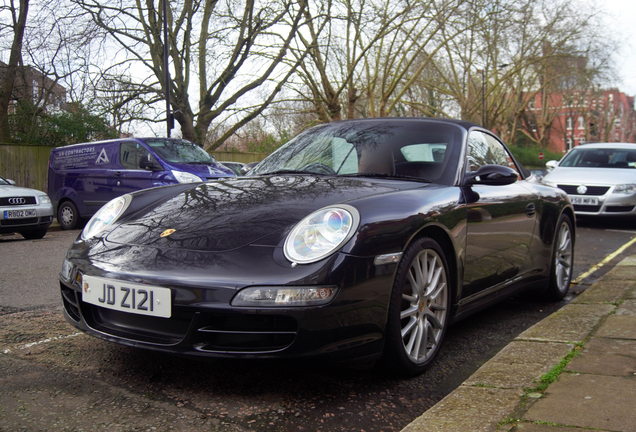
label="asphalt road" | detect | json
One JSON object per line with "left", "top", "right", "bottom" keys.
{"left": 1, "top": 217, "right": 635, "bottom": 431}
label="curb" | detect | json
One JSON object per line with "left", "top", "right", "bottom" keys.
{"left": 402, "top": 255, "right": 636, "bottom": 432}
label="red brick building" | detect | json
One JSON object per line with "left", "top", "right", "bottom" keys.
{"left": 528, "top": 88, "right": 636, "bottom": 153}
{"left": 0, "top": 61, "right": 66, "bottom": 113}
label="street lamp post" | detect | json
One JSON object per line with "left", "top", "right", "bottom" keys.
{"left": 163, "top": 0, "right": 173, "bottom": 138}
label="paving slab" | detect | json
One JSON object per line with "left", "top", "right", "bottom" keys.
{"left": 628, "top": 286, "right": 636, "bottom": 299}
{"left": 516, "top": 304, "right": 614, "bottom": 343}
{"left": 614, "top": 299, "right": 636, "bottom": 316}
{"left": 617, "top": 256, "right": 636, "bottom": 266}
{"left": 596, "top": 266, "right": 636, "bottom": 282}
{"left": 595, "top": 315, "right": 636, "bottom": 340}
{"left": 524, "top": 373, "right": 636, "bottom": 431}
{"left": 401, "top": 386, "right": 522, "bottom": 432}
{"left": 571, "top": 281, "right": 636, "bottom": 305}
{"left": 464, "top": 341, "right": 573, "bottom": 389}
{"left": 566, "top": 337, "right": 636, "bottom": 376}
{"left": 511, "top": 424, "right": 596, "bottom": 431}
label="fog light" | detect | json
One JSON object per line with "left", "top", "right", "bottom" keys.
{"left": 231, "top": 286, "right": 338, "bottom": 307}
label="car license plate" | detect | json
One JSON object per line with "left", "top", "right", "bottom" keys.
{"left": 82, "top": 275, "right": 171, "bottom": 318}
{"left": 3, "top": 209, "right": 37, "bottom": 218}
{"left": 569, "top": 195, "right": 599, "bottom": 206}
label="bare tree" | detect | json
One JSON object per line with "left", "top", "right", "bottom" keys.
{"left": 73, "top": 0, "right": 314, "bottom": 148}
{"left": 0, "top": 0, "right": 29, "bottom": 143}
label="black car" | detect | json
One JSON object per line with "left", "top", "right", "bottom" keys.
{"left": 60, "top": 118, "right": 575, "bottom": 376}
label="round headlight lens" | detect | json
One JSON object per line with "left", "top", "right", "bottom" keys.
{"left": 81, "top": 195, "right": 131, "bottom": 240}
{"left": 284, "top": 205, "right": 359, "bottom": 264}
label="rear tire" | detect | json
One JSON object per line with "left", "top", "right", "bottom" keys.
{"left": 545, "top": 214, "right": 574, "bottom": 301}
{"left": 383, "top": 237, "right": 450, "bottom": 376}
{"left": 58, "top": 201, "right": 80, "bottom": 230}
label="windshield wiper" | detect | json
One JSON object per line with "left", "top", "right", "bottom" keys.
{"left": 342, "top": 172, "right": 432, "bottom": 183}
{"left": 258, "top": 169, "right": 319, "bottom": 175}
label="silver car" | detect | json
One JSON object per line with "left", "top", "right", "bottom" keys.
{"left": 542, "top": 143, "right": 636, "bottom": 216}
{"left": 0, "top": 175, "right": 54, "bottom": 239}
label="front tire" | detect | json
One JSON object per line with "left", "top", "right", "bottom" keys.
{"left": 384, "top": 237, "right": 450, "bottom": 376}
{"left": 545, "top": 214, "right": 574, "bottom": 301}
{"left": 20, "top": 228, "right": 47, "bottom": 240}
{"left": 58, "top": 201, "right": 80, "bottom": 230}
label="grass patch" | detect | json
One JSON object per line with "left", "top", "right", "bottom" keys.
{"left": 525, "top": 342, "right": 584, "bottom": 393}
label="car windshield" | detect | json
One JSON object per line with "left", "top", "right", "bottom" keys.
{"left": 249, "top": 120, "right": 463, "bottom": 185}
{"left": 559, "top": 148, "right": 636, "bottom": 168}
{"left": 143, "top": 138, "right": 215, "bottom": 164}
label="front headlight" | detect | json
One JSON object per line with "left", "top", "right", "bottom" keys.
{"left": 172, "top": 170, "right": 203, "bottom": 183}
{"left": 231, "top": 286, "right": 339, "bottom": 307}
{"left": 81, "top": 195, "right": 131, "bottom": 240}
{"left": 284, "top": 205, "right": 359, "bottom": 264}
{"left": 38, "top": 194, "right": 51, "bottom": 204}
{"left": 613, "top": 184, "right": 636, "bottom": 194}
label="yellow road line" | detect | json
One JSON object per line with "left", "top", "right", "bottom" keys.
{"left": 572, "top": 235, "right": 636, "bottom": 284}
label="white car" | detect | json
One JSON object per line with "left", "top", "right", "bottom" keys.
{"left": 542, "top": 143, "right": 636, "bottom": 216}
{"left": 0, "top": 175, "right": 54, "bottom": 239}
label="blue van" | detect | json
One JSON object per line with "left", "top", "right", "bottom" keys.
{"left": 48, "top": 137, "right": 235, "bottom": 229}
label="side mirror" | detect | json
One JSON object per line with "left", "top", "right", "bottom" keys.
{"left": 545, "top": 160, "right": 558, "bottom": 171}
{"left": 139, "top": 154, "right": 163, "bottom": 171}
{"left": 465, "top": 164, "right": 518, "bottom": 186}
{"left": 6, "top": 179, "right": 16, "bottom": 186}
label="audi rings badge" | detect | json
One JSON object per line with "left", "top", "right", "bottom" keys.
{"left": 8, "top": 197, "right": 27, "bottom": 205}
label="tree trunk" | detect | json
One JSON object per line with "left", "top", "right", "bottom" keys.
{"left": 0, "top": 0, "right": 29, "bottom": 143}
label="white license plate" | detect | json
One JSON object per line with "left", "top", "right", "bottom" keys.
{"left": 4, "top": 209, "right": 37, "bottom": 219}
{"left": 569, "top": 195, "right": 599, "bottom": 206}
{"left": 82, "top": 275, "right": 171, "bottom": 318}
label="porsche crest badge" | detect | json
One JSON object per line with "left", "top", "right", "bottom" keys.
{"left": 161, "top": 229, "right": 176, "bottom": 238}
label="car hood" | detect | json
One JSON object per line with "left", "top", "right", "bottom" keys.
{"left": 168, "top": 161, "right": 235, "bottom": 178}
{"left": 105, "top": 175, "right": 421, "bottom": 252}
{"left": 0, "top": 184, "right": 45, "bottom": 198}
{"left": 543, "top": 167, "right": 636, "bottom": 185}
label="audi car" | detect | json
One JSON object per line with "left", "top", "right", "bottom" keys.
{"left": 0, "top": 175, "right": 54, "bottom": 239}
{"left": 59, "top": 118, "right": 575, "bottom": 376}
{"left": 542, "top": 143, "right": 636, "bottom": 216}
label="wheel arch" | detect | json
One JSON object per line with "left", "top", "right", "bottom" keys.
{"left": 406, "top": 224, "right": 460, "bottom": 310}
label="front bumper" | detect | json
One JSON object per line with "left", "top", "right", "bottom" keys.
{"left": 59, "top": 242, "right": 396, "bottom": 361}
{"left": 0, "top": 203, "right": 54, "bottom": 234}
{"left": 557, "top": 184, "right": 636, "bottom": 216}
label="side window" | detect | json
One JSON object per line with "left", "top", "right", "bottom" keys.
{"left": 120, "top": 142, "right": 150, "bottom": 169}
{"left": 467, "top": 131, "right": 518, "bottom": 173}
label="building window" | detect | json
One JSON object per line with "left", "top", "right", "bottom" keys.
{"left": 566, "top": 137, "right": 573, "bottom": 149}
{"left": 566, "top": 117, "right": 573, "bottom": 130}
{"left": 32, "top": 80, "right": 39, "bottom": 103}
{"left": 578, "top": 116, "right": 585, "bottom": 129}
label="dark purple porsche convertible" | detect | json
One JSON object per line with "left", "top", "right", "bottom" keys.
{"left": 60, "top": 118, "right": 574, "bottom": 376}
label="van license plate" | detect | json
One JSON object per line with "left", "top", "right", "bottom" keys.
{"left": 82, "top": 275, "right": 171, "bottom": 318}
{"left": 4, "top": 209, "right": 37, "bottom": 219}
{"left": 569, "top": 195, "right": 599, "bottom": 205}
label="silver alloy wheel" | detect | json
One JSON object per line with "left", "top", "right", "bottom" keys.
{"left": 400, "top": 248, "right": 448, "bottom": 364}
{"left": 554, "top": 221, "right": 573, "bottom": 293}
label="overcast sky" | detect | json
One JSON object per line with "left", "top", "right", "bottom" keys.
{"left": 603, "top": 0, "right": 636, "bottom": 96}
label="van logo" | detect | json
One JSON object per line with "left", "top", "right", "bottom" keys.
{"left": 207, "top": 166, "right": 215, "bottom": 175}
{"left": 95, "top": 148, "right": 110, "bottom": 165}
{"left": 160, "top": 229, "right": 176, "bottom": 238}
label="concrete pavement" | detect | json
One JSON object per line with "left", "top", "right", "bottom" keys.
{"left": 403, "top": 255, "right": 636, "bottom": 432}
